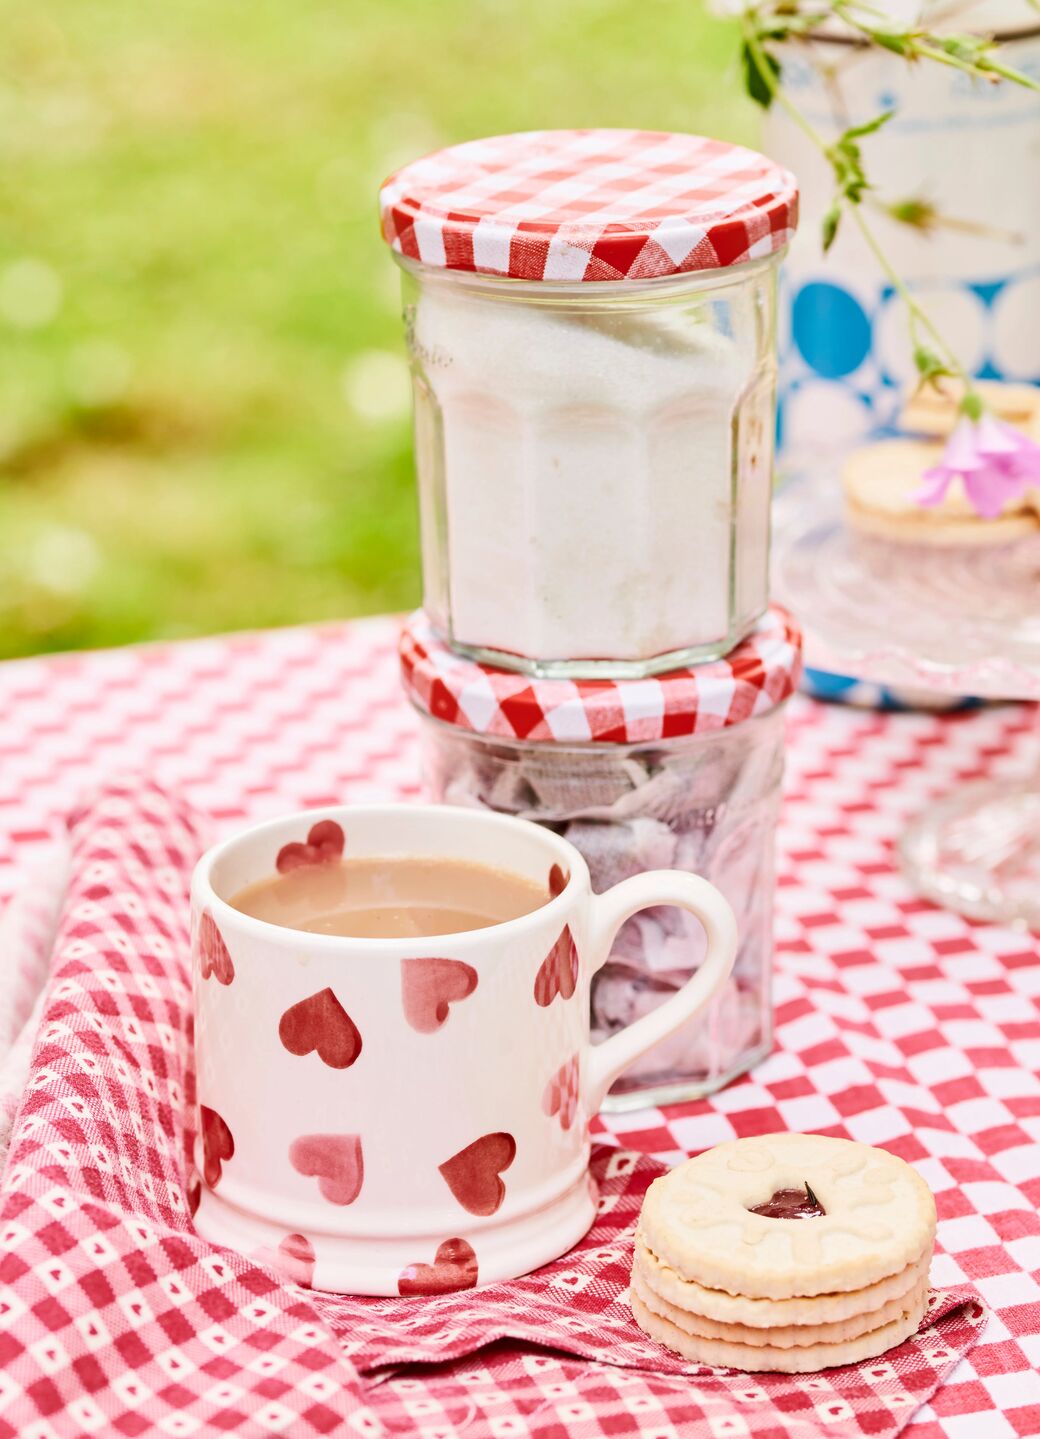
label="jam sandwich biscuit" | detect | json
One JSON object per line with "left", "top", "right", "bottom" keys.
{"left": 842, "top": 439, "right": 1038, "bottom": 544}
{"left": 630, "top": 1133, "right": 936, "bottom": 1373}
{"left": 900, "top": 378, "right": 1040, "bottom": 439}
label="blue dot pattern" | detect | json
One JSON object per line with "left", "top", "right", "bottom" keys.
{"left": 792, "top": 282, "right": 872, "bottom": 379}
{"left": 779, "top": 265, "right": 1040, "bottom": 442}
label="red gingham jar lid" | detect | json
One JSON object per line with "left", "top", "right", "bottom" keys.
{"left": 379, "top": 129, "right": 799, "bottom": 283}
{"left": 400, "top": 609, "right": 803, "bottom": 745}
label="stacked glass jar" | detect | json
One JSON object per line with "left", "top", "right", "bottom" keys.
{"left": 380, "top": 129, "right": 802, "bottom": 1107}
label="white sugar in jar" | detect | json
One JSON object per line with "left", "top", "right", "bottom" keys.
{"left": 380, "top": 130, "right": 798, "bottom": 678}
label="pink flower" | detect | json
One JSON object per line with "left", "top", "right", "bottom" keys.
{"left": 915, "top": 414, "right": 1040, "bottom": 519}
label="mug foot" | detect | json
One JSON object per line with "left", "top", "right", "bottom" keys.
{"left": 194, "top": 1170, "right": 599, "bottom": 1296}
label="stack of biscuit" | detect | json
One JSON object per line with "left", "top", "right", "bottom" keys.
{"left": 842, "top": 379, "right": 1040, "bottom": 545}
{"left": 630, "top": 1133, "right": 937, "bottom": 1373}
{"left": 899, "top": 377, "right": 1040, "bottom": 440}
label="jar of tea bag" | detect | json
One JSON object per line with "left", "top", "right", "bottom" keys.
{"left": 380, "top": 130, "right": 798, "bottom": 678}
{"left": 400, "top": 608, "right": 803, "bottom": 1109}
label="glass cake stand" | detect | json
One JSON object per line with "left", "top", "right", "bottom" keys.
{"left": 772, "top": 472, "right": 1040, "bottom": 930}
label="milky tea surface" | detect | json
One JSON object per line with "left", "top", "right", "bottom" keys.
{"left": 229, "top": 855, "right": 548, "bottom": 938}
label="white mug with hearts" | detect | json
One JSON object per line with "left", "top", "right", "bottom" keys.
{"left": 191, "top": 804, "right": 737, "bottom": 1295}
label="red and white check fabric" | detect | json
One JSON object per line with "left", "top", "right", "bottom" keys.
{"left": 324, "top": 1151, "right": 979, "bottom": 1388}
{"left": 0, "top": 844, "right": 68, "bottom": 1151}
{"left": 0, "top": 784, "right": 380, "bottom": 1438}
{"left": 0, "top": 618, "right": 1037, "bottom": 1438}
{"left": 400, "top": 607, "right": 803, "bottom": 742}
{"left": 0, "top": 780, "right": 983, "bottom": 1437}
{"left": 380, "top": 129, "right": 798, "bottom": 281}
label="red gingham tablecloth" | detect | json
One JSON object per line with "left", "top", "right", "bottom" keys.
{"left": 0, "top": 617, "right": 1038, "bottom": 1438}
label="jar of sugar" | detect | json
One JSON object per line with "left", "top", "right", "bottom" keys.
{"left": 399, "top": 607, "right": 803, "bottom": 1109}
{"left": 380, "top": 130, "right": 798, "bottom": 679}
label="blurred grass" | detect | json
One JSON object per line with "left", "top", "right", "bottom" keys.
{"left": 0, "top": 0, "right": 753, "bottom": 658}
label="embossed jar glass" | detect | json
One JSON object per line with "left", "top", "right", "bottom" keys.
{"left": 380, "top": 129, "right": 798, "bottom": 678}
{"left": 400, "top": 608, "right": 803, "bottom": 1110}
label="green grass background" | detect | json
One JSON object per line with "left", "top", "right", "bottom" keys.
{"left": 0, "top": 0, "right": 755, "bottom": 658}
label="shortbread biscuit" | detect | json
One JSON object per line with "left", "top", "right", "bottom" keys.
{"left": 900, "top": 379, "right": 1040, "bottom": 438}
{"left": 847, "top": 500, "right": 1037, "bottom": 546}
{"left": 630, "top": 1263, "right": 929, "bottom": 1349}
{"left": 630, "top": 1287, "right": 929, "bottom": 1373}
{"left": 633, "top": 1241, "right": 931, "bottom": 1328}
{"left": 842, "top": 439, "right": 1038, "bottom": 545}
{"left": 638, "top": 1133, "right": 936, "bottom": 1300}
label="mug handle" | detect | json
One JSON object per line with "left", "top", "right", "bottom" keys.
{"left": 585, "top": 871, "right": 738, "bottom": 1111}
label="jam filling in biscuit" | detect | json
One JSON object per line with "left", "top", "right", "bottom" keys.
{"left": 748, "top": 1182, "right": 825, "bottom": 1219}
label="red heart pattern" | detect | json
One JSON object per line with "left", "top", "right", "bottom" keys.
{"left": 548, "top": 863, "right": 569, "bottom": 898}
{"left": 398, "top": 1238, "right": 478, "bottom": 1297}
{"left": 197, "top": 911, "right": 234, "bottom": 985}
{"left": 438, "top": 1132, "right": 516, "bottom": 1217}
{"left": 278, "top": 988, "right": 362, "bottom": 1069}
{"left": 199, "top": 1106, "right": 234, "bottom": 1188}
{"left": 533, "top": 926, "right": 579, "bottom": 1007}
{"left": 278, "top": 1233, "right": 316, "bottom": 1288}
{"left": 254, "top": 1232, "right": 316, "bottom": 1288}
{"left": 289, "top": 1133, "right": 364, "bottom": 1206}
{"left": 401, "top": 958, "right": 478, "bottom": 1034}
{"left": 276, "top": 819, "right": 345, "bottom": 874}
{"left": 542, "top": 1054, "right": 580, "bottom": 1131}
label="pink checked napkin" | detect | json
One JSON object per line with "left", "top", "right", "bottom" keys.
{"left": 0, "top": 783, "right": 985, "bottom": 1439}
{"left": 0, "top": 842, "right": 69, "bottom": 1158}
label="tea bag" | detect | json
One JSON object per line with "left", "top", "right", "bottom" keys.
{"left": 520, "top": 754, "right": 647, "bottom": 819}
{"left": 591, "top": 963, "right": 714, "bottom": 1082}
{"left": 608, "top": 914, "right": 684, "bottom": 972}
{"left": 564, "top": 817, "right": 677, "bottom": 891}
{"left": 593, "top": 759, "right": 697, "bottom": 825}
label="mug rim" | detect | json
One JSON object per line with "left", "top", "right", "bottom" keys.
{"left": 192, "top": 802, "right": 588, "bottom": 951}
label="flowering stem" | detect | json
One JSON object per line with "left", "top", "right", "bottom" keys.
{"left": 845, "top": 205, "right": 963, "bottom": 372}
{"left": 740, "top": 7, "right": 981, "bottom": 409}
{"left": 830, "top": 1, "right": 1040, "bottom": 91}
{"left": 741, "top": 17, "right": 825, "bottom": 148}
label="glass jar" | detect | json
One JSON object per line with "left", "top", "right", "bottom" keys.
{"left": 381, "top": 130, "right": 798, "bottom": 679}
{"left": 399, "top": 608, "right": 803, "bottom": 1110}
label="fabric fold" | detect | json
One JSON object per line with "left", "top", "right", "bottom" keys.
{"left": 0, "top": 840, "right": 71, "bottom": 1162}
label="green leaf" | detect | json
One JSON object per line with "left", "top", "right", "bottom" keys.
{"left": 914, "top": 343, "right": 949, "bottom": 374}
{"left": 909, "top": 348, "right": 960, "bottom": 394}
{"left": 843, "top": 109, "right": 895, "bottom": 141}
{"left": 823, "top": 111, "right": 893, "bottom": 210}
{"left": 960, "top": 389, "right": 985, "bottom": 421}
{"left": 825, "top": 137, "right": 870, "bottom": 205}
{"left": 886, "top": 196, "right": 937, "bottom": 232}
{"left": 871, "top": 29, "right": 911, "bottom": 55}
{"left": 938, "top": 31, "right": 991, "bottom": 63}
{"left": 741, "top": 39, "right": 781, "bottom": 109}
{"left": 757, "top": 20, "right": 796, "bottom": 41}
{"left": 821, "top": 201, "right": 842, "bottom": 251}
